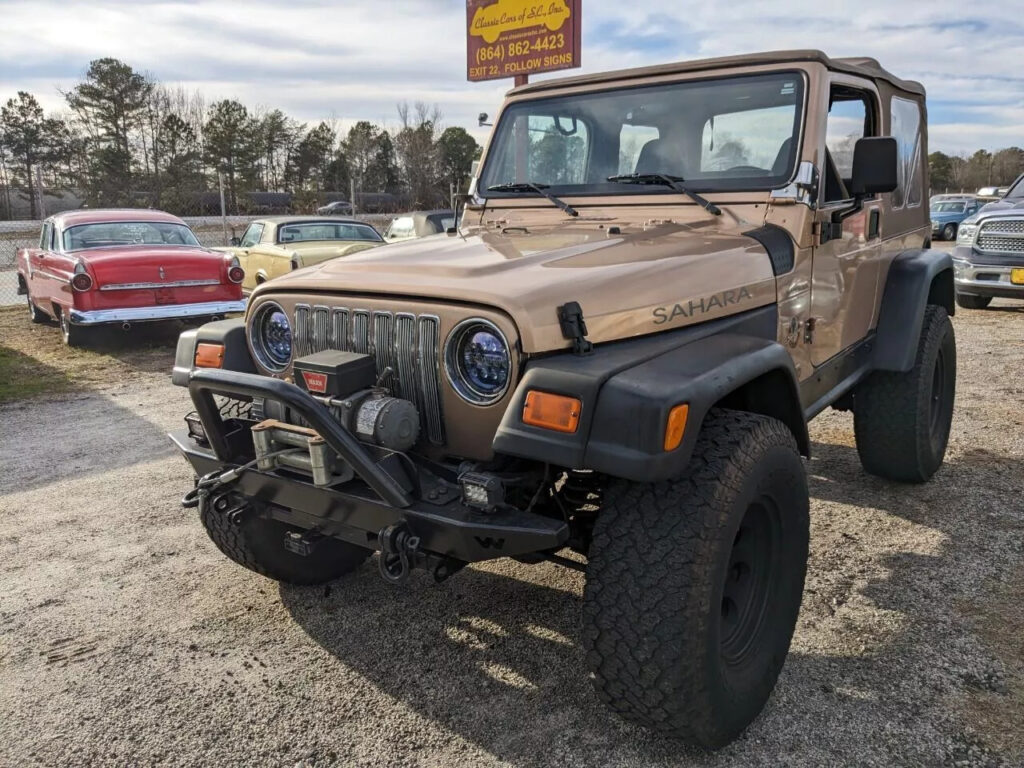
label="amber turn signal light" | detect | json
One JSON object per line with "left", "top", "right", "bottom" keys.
{"left": 664, "top": 404, "right": 689, "bottom": 451}
{"left": 194, "top": 343, "right": 225, "bottom": 369}
{"left": 523, "top": 391, "right": 581, "bottom": 433}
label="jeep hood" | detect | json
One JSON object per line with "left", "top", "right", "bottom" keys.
{"left": 257, "top": 220, "right": 778, "bottom": 352}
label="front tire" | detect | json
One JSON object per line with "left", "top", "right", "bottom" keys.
{"left": 200, "top": 495, "right": 371, "bottom": 585}
{"left": 955, "top": 292, "right": 991, "bottom": 310}
{"left": 853, "top": 305, "right": 955, "bottom": 482}
{"left": 582, "top": 409, "right": 809, "bottom": 749}
{"left": 942, "top": 223, "right": 957, "bottom": 241}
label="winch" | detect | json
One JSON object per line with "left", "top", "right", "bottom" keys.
{"left": 251, "top": 350, "right": 421, "bottom": 486}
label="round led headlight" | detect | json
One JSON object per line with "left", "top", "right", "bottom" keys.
{"left": 251, "top": 301, "right": 292, "bottom": 371}
{"left": 445, "top": 319, "right": 512, "bottom": 405}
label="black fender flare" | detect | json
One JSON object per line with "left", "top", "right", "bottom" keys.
{"left": 493, "top": 312, "right": 808, "bottom": 483}
{"left": 873, "top": 249, "right": 954, "bottom": 372}
{"left": 171, "top": 317, "right": 256, "bottom": 386}
{"left": 583, "top": 334, "right": 808, "bottom": 481}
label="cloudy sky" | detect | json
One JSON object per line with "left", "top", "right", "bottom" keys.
{"left": 1, "top": 0, "right": 1021, "bottom": 154}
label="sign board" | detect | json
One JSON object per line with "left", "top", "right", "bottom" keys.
{"left": 467, "top": 0, "right": 581, "bottom": 82}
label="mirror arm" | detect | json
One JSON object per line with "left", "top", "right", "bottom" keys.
{"left": 831, "top": 193, "right": 865, "bottom": 225}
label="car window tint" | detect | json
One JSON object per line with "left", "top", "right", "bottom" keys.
{"left": 240, "top": 223, "right": 264, "bottom": 248}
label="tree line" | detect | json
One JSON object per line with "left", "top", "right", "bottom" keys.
{"left": 929, "top": 148, "right": 1024, "bottom": 193}
{"left": 0, "top": 58, "right": 481, "bottom": 219}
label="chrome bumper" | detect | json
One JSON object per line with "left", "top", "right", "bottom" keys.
{"left": 69, "top": 299, "right": 247, "bottom": 325}
{"left": 953, "top": 258, "right": 1024, "bottom": 296}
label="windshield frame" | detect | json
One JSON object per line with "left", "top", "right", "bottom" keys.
{"left": 477, "top": 69, "right": 808, "bottom": 199}
{"left": 61, "top": 221, "right": 202, "bottom": 253}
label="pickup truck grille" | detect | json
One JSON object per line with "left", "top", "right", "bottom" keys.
{"left": 293, "top": 304, "right": 445, "bottom": 445}
{"left": 977, "top": 219, "right": 1024, "bottom": 253}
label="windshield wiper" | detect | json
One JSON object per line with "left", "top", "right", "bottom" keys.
{"left": 606, "top": 173, "right": 721, "bottom": 216}
{"left": 486, "top": 182, "right": 579, "bottom": 217}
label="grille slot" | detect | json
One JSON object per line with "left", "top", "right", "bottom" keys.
{"left": 294, "top": 303, "right": 445, "bottom": 445}
{"left": 978, "top": 219, "right": 1024, "bottom": 253}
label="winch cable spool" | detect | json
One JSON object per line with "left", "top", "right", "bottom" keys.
{"left": 181, "top": 448, "right": 299, "bottom": 510}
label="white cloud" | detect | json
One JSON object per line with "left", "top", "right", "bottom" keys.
{"left": 0, "top": 0, "right": 1020, "bottom": 152}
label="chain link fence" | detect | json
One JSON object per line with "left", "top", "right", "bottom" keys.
{"left": 0, "top": 204, "right": 395, "bottom": 307}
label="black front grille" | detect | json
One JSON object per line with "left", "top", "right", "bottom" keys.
{"left": 294, "top": 304, "right": 445, "bottom": 445}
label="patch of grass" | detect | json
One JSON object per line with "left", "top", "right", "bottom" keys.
{"left": 0, "top": 344, "right": 70, "bottom": 402}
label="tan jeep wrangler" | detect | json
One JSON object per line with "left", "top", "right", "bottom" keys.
{"left": 170, "top": 50, "right": 955, "bottom": 748}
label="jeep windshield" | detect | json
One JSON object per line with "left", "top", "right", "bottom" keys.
{"left": 478, "top": 72, "right": 804, "bottom": 199}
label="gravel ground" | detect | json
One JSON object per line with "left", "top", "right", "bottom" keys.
{"left": 1, "top": 292, "right": 1022, "bottom": 767}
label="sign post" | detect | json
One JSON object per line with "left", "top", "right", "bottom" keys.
{"left": 466, "top": 0, "right": 582, "bottom": 84}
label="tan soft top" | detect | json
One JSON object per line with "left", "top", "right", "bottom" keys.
{"left": 511, "top": 49, "right": 925, "bottom": 96}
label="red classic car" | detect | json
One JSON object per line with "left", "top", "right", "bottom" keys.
{"left": 16, "top": 209, "right": 247, "bottom": 345}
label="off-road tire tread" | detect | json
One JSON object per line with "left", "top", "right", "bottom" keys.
{"left": 582, "top": 409, "right": 808, "bottom": 748}
{"left": 200, "top": 500, "right": 370, "bottom": 585}
{"left": 955, "top": 292, "right": 991, "bottom": 310}
{"left": 853, "top": 305, "right": 955, "bottom": 482}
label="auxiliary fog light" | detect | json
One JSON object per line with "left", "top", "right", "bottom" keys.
{"left": 460, "top": 471, "right": 504, "bottom": 512}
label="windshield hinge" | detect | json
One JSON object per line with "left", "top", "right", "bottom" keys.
{"left": 557, "top": 301, "right": 594, "bottom": 356}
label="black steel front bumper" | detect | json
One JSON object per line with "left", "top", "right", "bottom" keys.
{"left": 175, "top": 368, "right": 567, "bottom": 563}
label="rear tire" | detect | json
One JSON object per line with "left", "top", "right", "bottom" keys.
{"left": 942, "top": 223, "right": 957, "bottom": 241}
{"left": 955, "top": 292, "right": 991, "bottom": 310}
{"left": 59, "top": 308, "right": 86, "bottom": 346}
{"left": 853, "top": 305, "right": 955, "bottom": 482}
{"left": 200, "top": 495, "right": 371, "bottom": 585}
{"left": 582, "top": 409, "right": 809, "bottom": 749}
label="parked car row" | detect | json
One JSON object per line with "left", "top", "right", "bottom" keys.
{"left": 15, "top": 207, "right": 458, "bottom": 346}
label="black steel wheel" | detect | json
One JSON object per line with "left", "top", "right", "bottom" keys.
{"left": 583, "top": 409, "right": 809, "bottom": 749}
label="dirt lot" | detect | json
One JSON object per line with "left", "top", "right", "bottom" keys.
{"left": 1, "top": 295, "right": 1022, "bottom": 767}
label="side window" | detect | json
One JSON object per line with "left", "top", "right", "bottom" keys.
{"left": 39, "top": 222, "right": 52, "bottom": 250}
{"left": 239, "top": 223, "right": 264, "bottom": 248}
{"left": 891, "top": 96, "right": 923, "bottom": 209}
{"left": 826, "top": 98, "right": 869, "bottom": 179}
{"left": 619, "top": 124, "right": 659, "bottom": 175}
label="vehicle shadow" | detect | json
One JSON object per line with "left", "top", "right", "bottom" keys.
{"left": 275, "top": 440, "right": 1020, "bottom": 765}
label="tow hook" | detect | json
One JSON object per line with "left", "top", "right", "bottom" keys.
{"left": 377, "top": 523, "right": 421, "bottom": 584}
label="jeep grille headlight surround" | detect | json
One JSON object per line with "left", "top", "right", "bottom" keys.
{"left": 251, "top": 301, "right": 293, "bottom": 372}
{"left": 444, "top": 318, "right": 511, "bottom": 405}
{"left": 957, "top": 223, "right": 979, "bottom": 245}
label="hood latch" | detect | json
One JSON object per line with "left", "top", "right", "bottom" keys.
{"left": 557, "top": 301, "right": 594, "bottom": 356}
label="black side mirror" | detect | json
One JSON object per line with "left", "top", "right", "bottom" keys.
{"left": 230, "top": 236, "right": 241, "bottom": 246}
{"left": 850, "top": 137, "right": 898, "bottom": 196}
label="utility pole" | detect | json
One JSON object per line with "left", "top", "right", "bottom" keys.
{"left": 218, "top": 171, "right": 228, "bottom": 244}
{"left": 350, "top": 176, "right": 357, "bottom": 216}
{"left": 35, "top": 167, "right": 46, "bottom": 219}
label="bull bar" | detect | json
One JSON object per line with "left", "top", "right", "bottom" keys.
{"left": 175, "top": 368, "right": 568, "bottom": 564}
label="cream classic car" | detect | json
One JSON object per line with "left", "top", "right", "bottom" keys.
{"left": 221, "top": 216, "right": 384, "bottom": 290}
